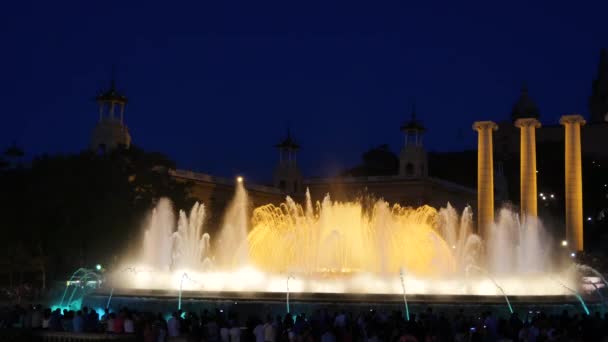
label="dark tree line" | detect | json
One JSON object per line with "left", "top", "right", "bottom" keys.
{"left": 0, "top": 145, "right": 193, "bottom": 290}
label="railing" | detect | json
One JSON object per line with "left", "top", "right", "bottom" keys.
{"left": 170, "top": 169, "right": 283, "bottom": 194}
{"left": 304, "top": 174, "right": 476, "bottom": 194}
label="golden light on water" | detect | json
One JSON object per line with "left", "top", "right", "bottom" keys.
{"left": 128, "top": 190, "right": 572, "bottom": 296}
{"left": 247, "top": 198, "right": 455, "bottom": 276}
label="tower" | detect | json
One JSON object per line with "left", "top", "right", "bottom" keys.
{"left": 399, "top": 104, "right": 428, "bottom": 177}
{"left": 512, "top": 85, "right": 541, "bottom": 220}
{"left": 511, "top": 84, "right": 540, "bottom": 122}
{"left": 473, "top": 121, "right": 498, "bottom": 238}
{"left": 589, "top": 48, "right": 608, "bottom": 123}
{"left": 90, "top": 79, "right": 131, "bottom": 152}
{"left": 560, "top": 114, "right": 586, "bottom": 251}
{"left": 273, "top": 130, "right": 302, "bottom": 193}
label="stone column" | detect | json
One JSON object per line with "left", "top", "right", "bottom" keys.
{"left": 473, "top": 121, "right": 498, "bottom": 238}
{"left": 560, "top": 115, "right": 586, "bottom": 251}
{"left": 515, "top": 118, "right": 541, "bottom": 220}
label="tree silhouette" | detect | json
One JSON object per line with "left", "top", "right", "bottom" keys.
{"left": 0, "top": 145, "right": 193, "bottom": 289}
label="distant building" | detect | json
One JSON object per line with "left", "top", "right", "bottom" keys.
{"left": 303, "top": 105, "right": 476, "bottom": 211}
{"left": 90, "top": 80, "right": 131, "bottom": 152}
{"left": 171, "top": 106, "right": 477, "bottom": 220}
{"left": 88, "top": 50, "right": 608, "bottom": 227}
{"left": 273, "top": 130, "right": 303, "bottom": 193}
{"left": 590, "top": 49, "right": 608, "bottom": 124}
{"left": 488, "top": 49, "right": 608, "bottom": 241}
{"left": 496, "top": 49, "right": 608, "bottom": 161}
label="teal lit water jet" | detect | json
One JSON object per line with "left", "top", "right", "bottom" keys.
{"left": 551, "top": 276, "right": 590, "bottom": 315}
{"left": 466, "top": 265, "right": 513, "bottom": 314}
{"left": 286, "top": 274, "right": 295, "bottom": 314}
{"left": 106, "top": 287, "right": 114, "bottom": 309}
{"left": 399, "top": 267, "right": 410, "bottom": 321}
{"left": 59, "top": 268, "right": 102, "bottom": 309}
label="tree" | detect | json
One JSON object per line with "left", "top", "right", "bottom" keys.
{"left": 0, "top": 145, "right": 193, "bottom": 289}
{"left": 342, "top": 144, "right": 399, "bottom": 177}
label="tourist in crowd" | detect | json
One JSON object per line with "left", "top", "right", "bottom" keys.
{"left": 220, "top": 322, "right": 230, "bottom": 342}
{"left": 114, "top": 310, "right": 126, "bottom": 333}
{"left": 253, "top": 318, "right": 265, "bottom": 342}
{"left": 168, "top": 311, "right": 181, "bottom": 337}
{"left": 229, "top": 320, "right": 242, "bottom": 341}
{"left": 7, "top": 303, "right": 608, "bottom": 341}
{"left": 106, "top": 312, "right": 116, "bottom": 333}
{"left": 205, "top": 313, "right": 220, "bottom": 342}
{"left": 264, "top": 314, "right": 276, "bottom": 342}
{"left": 31, "top": 305, "right": 43, "bottom": 329}
{"left": 84, "top": 307, "right": 99, "bottom": 332}
{"left": 72, "top": 310, "right": 84, "bottom": 333}
{"left": 42, "top": 308, "right": 51, "bottom": 329}
{"left": 124, "top": 311, "right": 135, "bottom": 333}
{"left": 61, "top": 309, "right": 73, "bottom": 331}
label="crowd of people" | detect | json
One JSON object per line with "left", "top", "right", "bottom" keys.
{"left": 1, "top": 303, "right": 608, "bottom": 341}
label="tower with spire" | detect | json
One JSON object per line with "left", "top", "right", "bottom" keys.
{"left": 90, "top": 79, "right": 131, "bottom": 151}
{"left": 511, "top": 84, "right": 540, "bottom": 122}
{"left": 399, "top": 103, "right": 428, "bottom": 177}
{"left": 589, "top": 48, "right": 608, "bottom": 123}
{"left": 273, "top": 129, "right": 302, "bottom": 193}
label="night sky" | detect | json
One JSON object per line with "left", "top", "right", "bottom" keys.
{"left": 1, "top": 2, "right": 607, "bottom": 184}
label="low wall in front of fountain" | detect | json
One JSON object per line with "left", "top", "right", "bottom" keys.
{"left": 82, "top": 290, "right": 598, "bottom": 320}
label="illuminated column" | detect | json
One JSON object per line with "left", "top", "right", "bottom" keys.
{"left": 560, "top": 115, "right": 586, "bottom": 251}
{"left": 473, "top": 121, "right": 498, "bottom": 238}
{"left": 515, "top": 118, "right": 541, "bottom": 220}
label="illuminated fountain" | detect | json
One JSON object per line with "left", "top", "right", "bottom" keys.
{"left": 87, "top": 115, "right": 597, "bottom": 314}
{"left": 110, "top": 180, "right": 572, "bottom": 297}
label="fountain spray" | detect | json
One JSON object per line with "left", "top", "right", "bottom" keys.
{"left": 59, "top": 268, "right": 102, "bottom": 309}
{"left": 576, "top": 264, "right": 607, "bottom": 313}
{"left": 286, "top": 274, "right": 295, "bottom": 314}
{"left": 178, "top": 273, "right": 188, "bottom": 311}
{"left": 576, "top": 264, "right": 608, "bottom": 288}
{"left": 550, "top": 276, "right": 590, "bottom": 315}
{"left": 399, "top": 267, "right": 410, "bottom": 321}
{"left": 466, "top": 265, "right": 513, "bottom": 314}
{"left": 106, "top": 287, "right": 114, "bottom": 309}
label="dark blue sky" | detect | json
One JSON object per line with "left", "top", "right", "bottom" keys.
{"left": 1, "top": 1, "right": 607, "bottom": 183}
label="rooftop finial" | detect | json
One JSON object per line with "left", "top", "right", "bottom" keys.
{"left": 400, "top": 98, "right": 425, "bottom": 132}
{"left": 511, "top": 82, "right": 539, "bottom": 121}
{"left": 275, "top": 126, "right": 300, "bottom": 150}
{"left": 110, "top": 65, "right": 117, "bottom": 89}
{"left": 411, "top": 98, "right": 417, "bottom": 121}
